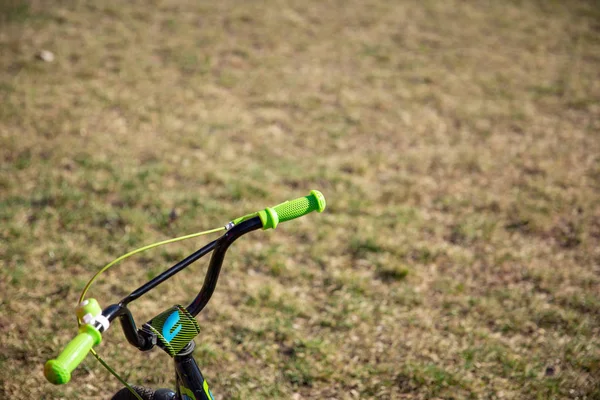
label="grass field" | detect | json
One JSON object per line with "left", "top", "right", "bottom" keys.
{"left": 1, "top": 0, "right": 599, "bottom": 398}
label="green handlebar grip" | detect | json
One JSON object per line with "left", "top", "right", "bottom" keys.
{"left": 44, "top": 324, "right": 102, "bottom": 385}
{"left": 258, "top": 190, "right": 326, "bottom": 229}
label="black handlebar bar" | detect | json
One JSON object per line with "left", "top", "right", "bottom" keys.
{"left": 186, "top": 217, "right": 262, "bottom": 316}
{"left": 101, "top": 217, "right": 263, "bottom": 351}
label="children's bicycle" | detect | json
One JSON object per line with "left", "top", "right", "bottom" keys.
{"left": 44, "top": 191, "right": 326, "bottom": 400}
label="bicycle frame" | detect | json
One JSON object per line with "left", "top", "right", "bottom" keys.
{"left": 117, "top": 340, "right": 212, "bottom": 400}
{"left": 174, "top": 342, "right": 213, "bottom": 400}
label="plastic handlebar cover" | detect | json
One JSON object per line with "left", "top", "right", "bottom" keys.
{"left": 44, "top": 324, "right": 102, "bottom": 385}
{"left": 259, "top": 190, "right": 326, "bottom": 230}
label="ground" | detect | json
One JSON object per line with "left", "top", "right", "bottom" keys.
{"left": 1, "top": 0, "right": 599, "bottom": 399}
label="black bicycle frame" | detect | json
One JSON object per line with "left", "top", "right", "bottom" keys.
{"left": 174, "top": 342, "right": 213, "bottom": 400}
{"left": 124, "top": 341, "right": 212, "bottom": 400}
{"left": 101, "top": 217, "right": 263, "bottom": 399}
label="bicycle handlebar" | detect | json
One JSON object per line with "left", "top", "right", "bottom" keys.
{"left": 44, "top": 324, "right": 102, "bottom": 384}
{"left": 44, "top": 190, "right": 326, "bottom": 385}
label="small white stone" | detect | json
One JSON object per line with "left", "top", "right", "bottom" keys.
{"left": 38, "top": 50, "right": 55, "bottom": 62}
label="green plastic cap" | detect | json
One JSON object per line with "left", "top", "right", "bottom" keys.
{"left": 44, "top": 359, "right": 71, "bottom": 385}
{"left": 76, "top": 298, "right": 102, "bottom": 321}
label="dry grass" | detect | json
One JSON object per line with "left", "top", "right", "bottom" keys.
{"left": 1, "top": 0, "right": 599, "bottom": 398}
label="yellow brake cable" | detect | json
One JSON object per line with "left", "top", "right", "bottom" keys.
{"left": 77, "top": 226, "right": 226, "bottom": 400}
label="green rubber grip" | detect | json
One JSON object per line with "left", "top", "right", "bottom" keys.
{"left": 44, "top": 324, "right": 102, "bottom": 385}
{"left": 258, "top": 190, "right": 326, "bottom": 229}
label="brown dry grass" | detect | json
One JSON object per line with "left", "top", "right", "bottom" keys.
{"left": 1, "top": 0, "right": 599, "bottom": 398}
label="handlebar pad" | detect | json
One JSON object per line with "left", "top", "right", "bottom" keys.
{"left": 259, "top": 190, "right": 326, "bottom": 229}
{"left": 44, "top": 324, "right": 102, "bottom": 385}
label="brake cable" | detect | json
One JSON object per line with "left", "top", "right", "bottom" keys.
{"left": 77, "top": 226, "right": 225, "bottom": 400}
